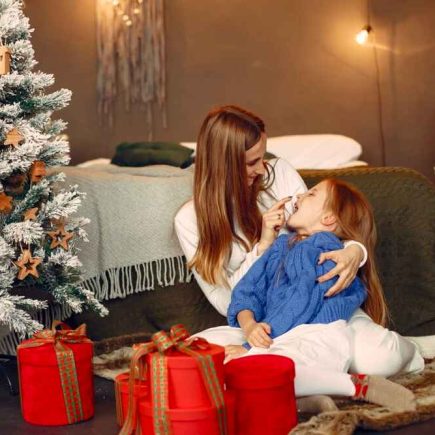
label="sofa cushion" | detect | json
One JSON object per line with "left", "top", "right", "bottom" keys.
{"left": 69, "top": 167, "right": 435, "bottom": 338}
{"left": 299, "top": 167, "right": 435, "bottom": 335}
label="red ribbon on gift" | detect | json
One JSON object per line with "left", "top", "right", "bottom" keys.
{"left": 17, "top": 321, "right": 91, "bottom": 424}
{"left": 120, "top": 324, "right": 228, "bottom": 435}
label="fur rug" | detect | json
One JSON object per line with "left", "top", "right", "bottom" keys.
{"left": 92, "top": 339, "right": 435, "bottom": 433}
{"left": 291, "top": 359, "right": 435, "bottom": 433}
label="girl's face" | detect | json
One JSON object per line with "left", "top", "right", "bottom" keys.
{"left": 287, "top": 181, "right": 332, "bottom": 235}
{"left": 245, "top": 133, "right": 267, "bottom": 186}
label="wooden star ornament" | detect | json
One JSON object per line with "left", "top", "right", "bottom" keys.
{"left": 14, "top": 249, "right": 42, "bottom": 280}
{"left": 4, "top": 128, "right": 24, "bottom": 148}
{"left": 23, "top": 207, "right": 39, "bottom": 221}
{"left": 0, "top": 46, "right": 11, "bottom": 75}
{"left": 47, "top": 222, "right": 74, "bottom": 250}
{"left": 0, "top": 192, "right": 13, "bottom": 214}
{"left": 29, "top": 161, "right": 46, "bottom": 183}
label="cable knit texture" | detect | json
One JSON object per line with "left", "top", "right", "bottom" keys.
{"left": 228, "top": 232, "right": 367, "bottom": 338}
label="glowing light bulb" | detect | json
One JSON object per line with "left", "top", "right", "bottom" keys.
{"left": 355, "top": 25, "right": 372, "bottom": 45}
{"left": 122, "top": 14, "right": 129, "bottom": 21}
{"left": 126, "top": 20, "right": 133, "bottom": 26}
{"left": 112, "top": 0, "right": 120, "bottom": 6}
{"left": 138, "top": 0, "right": 143, "bottom": 4}
{"left": 133, "top": 8, "right": 141, "bottom": 15}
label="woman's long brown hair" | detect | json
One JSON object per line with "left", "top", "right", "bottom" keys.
{"left": 325, "top": 178, "right": 389, "bottom": 326}
{"left": 189, "top": 105, "right": 271, "bottom": 286}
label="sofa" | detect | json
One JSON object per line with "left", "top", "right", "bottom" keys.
{"left": 67, "top": 166, "right": 435, "bottom": 349}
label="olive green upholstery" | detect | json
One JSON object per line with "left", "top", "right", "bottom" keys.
{"left": 69, "top": 167, "right": 435, "bottom": 341}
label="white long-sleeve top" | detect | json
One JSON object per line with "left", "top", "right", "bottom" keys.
{"left": 174, "top": 158, "right": 366, "bottom": 316}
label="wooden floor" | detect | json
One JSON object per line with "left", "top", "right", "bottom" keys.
{"left": 1, "top": 368, "right": 434, "bottom": 435}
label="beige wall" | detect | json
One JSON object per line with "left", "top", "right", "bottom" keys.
{"left": 25, "top": 0, "right": 435, "bottom": 180}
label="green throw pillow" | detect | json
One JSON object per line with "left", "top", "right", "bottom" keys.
{"left": 111, "top": 142, "right": 194, "bottom": 168}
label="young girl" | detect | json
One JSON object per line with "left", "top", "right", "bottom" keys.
{"left": 196, "top": 178, "right": 415, "bottom": 411}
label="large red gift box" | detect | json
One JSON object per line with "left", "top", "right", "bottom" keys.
{"left": 225, "top": 354, "right": 297, "bottom": 435}
{"left": 139, "top": 390, "right": 236, "bottom": 435}
{"left": 146, "top": 342, "right": 225, "bottom": 408}
{"left": 17, "top": 322, "right": 94, "bottom": 426}
{"left": 119, "top": 324, "right": 231, "bottom": 435}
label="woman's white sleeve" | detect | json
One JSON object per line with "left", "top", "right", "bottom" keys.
{"left": 174, "top": 213, "right": 261, "bottom": 317}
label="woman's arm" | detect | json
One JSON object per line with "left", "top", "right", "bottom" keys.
{"left": 265, "top": 233, "right": 367, "bottom": 337}
{"left": 174, "top": 203, "right": 263, "bottom": 316}
{"left": 270, "top": 158, "right": 368, "bottom": 295}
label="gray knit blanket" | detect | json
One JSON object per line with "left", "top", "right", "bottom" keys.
{"left": 56, "top": 164, "right": 194, "bottom": 301}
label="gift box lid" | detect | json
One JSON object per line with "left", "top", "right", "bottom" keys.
{"left": 115, "top": 372, "right": 148, "bottom": 396}
{"left": 17, "top": 339, "right": 93, "bottom": 366}
{"left": 224, "top": 355, "right": 295, "bottom": 390}
{"left": 146, "top": 342, "right": 224, "bottom": 369}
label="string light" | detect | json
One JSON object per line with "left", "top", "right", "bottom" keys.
{"left": 133, "top": 8, "right": 141, "bottom": 15}
{"left": 122, "top": 14, "right": 129, "bottom": 21}
{"left": 355, "top": 25, "right": 372, "bottom": 45}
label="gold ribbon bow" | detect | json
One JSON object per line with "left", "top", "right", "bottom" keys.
{"left": 17, "top": 321, "right": 91, "bottom": 424}
{"left": 120, "top": 324, "right": 227, "bottom": 435}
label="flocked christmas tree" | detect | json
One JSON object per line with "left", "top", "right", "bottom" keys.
{"left": 0, "top": 0, "right": 107, "bottom": 341}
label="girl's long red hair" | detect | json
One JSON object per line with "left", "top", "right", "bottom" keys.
{"left": 325, "top": 178, "right": 388, "bottom": 326}
{"left": 189, "top": 105, "right": 272, "bottom": 286}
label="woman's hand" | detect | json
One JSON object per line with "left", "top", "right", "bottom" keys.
{"left": 243, "top": 320, "right": 273, "bottom": 348}
{"left": 258, "top": 197, "right": 290, "bottom": 255}
{"left": 317, "top": 244, "right": 364, "bottom": 297}
{"left": 224, "top": 345, "right": 248, "bottom": 363}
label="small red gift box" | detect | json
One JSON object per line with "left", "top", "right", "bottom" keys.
{"left": 115, "top": 372, "right": 148, "bottom": 427}
{"left": 120, "top": 324, "right": 229, "bottom": 435}
{"left": 225, "top": 355, "right": 297, "bottom": 435}
{"left": 17, "top": 322, "right": 94, "bottom": 426}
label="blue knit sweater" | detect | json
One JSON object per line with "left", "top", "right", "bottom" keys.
{"left": 227, "top": 232, "right": 367, "bottom": 338}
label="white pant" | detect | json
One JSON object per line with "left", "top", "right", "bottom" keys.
{"left": 194, "top": 310, "right": 424, "bottom": 397}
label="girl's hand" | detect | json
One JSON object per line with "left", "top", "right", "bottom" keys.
{"left": 224, "top": 345, "right": 248, "bottom": 363}
{"left": 243, "top": 321, "right": 273, "bottom": 348}
{"left": 258, "top": 197, "right": 290, "bottom": 255}
{"left": 317, "top": 244, "right": 364, "bottom": 297}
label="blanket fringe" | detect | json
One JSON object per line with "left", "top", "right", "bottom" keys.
{"left": 0, "top": 256, "right": 193, "bottom": 355}
{"left": 81, "top": 255, "right": 192, "bottom": 301}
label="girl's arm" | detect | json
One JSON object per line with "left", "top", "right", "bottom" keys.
{"left": 237, "top": 309, "right": 273, "bottom": 348}
{"left": 227, "top": 238, "right": 283, "bottom": 326}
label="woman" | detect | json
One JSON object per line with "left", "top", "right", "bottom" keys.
{"left": 175, "top": 105, "right": 424, "bottom": 378}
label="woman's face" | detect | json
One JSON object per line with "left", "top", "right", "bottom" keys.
{"left": 245, "top": 133, "right": 267, "bottom": 186}
{"left": 287, "top": 181, "right": 330, "bottom": 234}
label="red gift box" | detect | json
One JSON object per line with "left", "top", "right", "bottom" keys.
{"left": 146, "top": 342, "right": 225, "bottom": 408}
{"left": 115, "top": 372, "right": 148, "bottom": 427}
{"left": 120, "top": 324, "right": 229, "bottom": 435}
{"left": 139, "top": 390, "right": 236, "bottom": 435}
{"left": 17, "top": 322, "right": 94, "bottom": 426}
{"left": 225, "top": 355, "right": 297, "bottom": 435}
